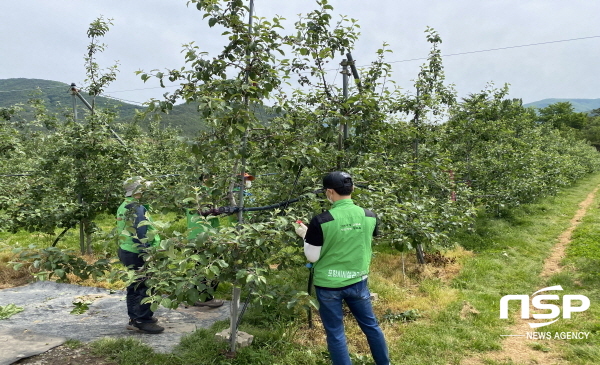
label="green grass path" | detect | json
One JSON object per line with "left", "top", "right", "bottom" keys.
{"left": 389, "top": 172, "right": 600, "bottom": 365}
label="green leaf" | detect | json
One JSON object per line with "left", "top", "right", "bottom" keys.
{"left": 216, "top": 259, "right": 228, "bottom": 268}
{"left": 54, "top": 269, "right": 65, "bottom": 279}
{"left": 187, "top": 288, "right": 199, "bottom": 304}
{"left": 161, "top": 297, "right": 172, "bottom": 309}
{"left": 0, "top": 304, "right": 24, "bottom": 319}
{"left": 70, "top": 301, "right": 90, "bottom": 315}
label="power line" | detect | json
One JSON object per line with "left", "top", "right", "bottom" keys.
{"left": 103, "top": 85, "right": 177, "bottom": 94}
{"left": 99, "top": 93, "right": 145, "bottom": 106}
{"left": 1, "top": 35, "right": 598, "bottom": 96}
{"left": 383, "top": 35, "right": 600, "bottom": 67}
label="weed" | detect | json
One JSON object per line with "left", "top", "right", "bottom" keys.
{"left": 64, "top": 339, "right": 84, "bottom": 349}
{"left": 382, "top": 308, "right": 422, "bottom": 324}
{"left": 0, "top": 303, "right": 24, "bottom": 319}
{"left": 70, "top": 300, "right": 91, "bottom": 315}
{"left": 528, "top": 341, "right": 550, "bottom": 352}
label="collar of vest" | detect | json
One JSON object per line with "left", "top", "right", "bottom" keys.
{"left": 121, "top": 197, "right": 137, "bottom": 206}
{"left": 331, "top": 198, "right": 354, "bottom": 208}
{"left": 122, "top": 197, "right": 147, "bottom": 209}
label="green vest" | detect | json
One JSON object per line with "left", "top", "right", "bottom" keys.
{"left": 313, "top": 199, "right": 377, "bottom": 288}
{"left": 116, "top": 197, "right": 161, "bottom": 253}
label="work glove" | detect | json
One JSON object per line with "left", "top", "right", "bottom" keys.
{"left": 295, "top": 222, "right": 307, "bottom": 239}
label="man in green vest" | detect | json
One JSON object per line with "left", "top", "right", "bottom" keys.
{"left": 295, "top": 171, "right": 389, "bottom": 365}
{"left": 117, "top": 176, "right": 164, "bottom": 334}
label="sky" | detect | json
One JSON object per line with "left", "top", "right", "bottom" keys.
{"left": 1, "top": 0, "right": 599, "bottom": 106}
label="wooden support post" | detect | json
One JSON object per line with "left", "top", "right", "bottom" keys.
{"left": 229, "top": 286, "right": 241, "bottom": 352}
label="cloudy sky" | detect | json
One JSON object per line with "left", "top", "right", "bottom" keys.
{"left": 2, "top": 0, "right": 599, "bottom": 105}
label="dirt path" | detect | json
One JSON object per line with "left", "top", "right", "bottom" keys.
{"left": 540, "top": 187, "right": 598, "bottom": 278}
{"left": 462, "top": 186, "right": 599, "bottom": 365}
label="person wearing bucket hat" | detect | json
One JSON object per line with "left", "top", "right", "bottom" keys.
{"left": 123, "top": 177, "right": 143, "bottom": 197}
{"left": 116, "top": 176, "right": 164, "bottom": 334}
{"left": 295, "top": 171, "right": 389, "bottom": 365}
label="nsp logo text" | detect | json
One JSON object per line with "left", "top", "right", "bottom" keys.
{"left": 500, "top": 285, "right": 590, "bottom": 328}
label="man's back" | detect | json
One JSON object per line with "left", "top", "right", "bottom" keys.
{"left": 307, "top": 199, "right": 378, "bottom": 288}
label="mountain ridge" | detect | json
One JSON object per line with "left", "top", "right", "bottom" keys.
{"left": 2, "top": 79, "right": 598, "bottom": 130}
{"left": 523, "top": 98, "right": 600, "bottom": 113}
{"left": 0, "top": 78, "right": 205, "bottom": 134}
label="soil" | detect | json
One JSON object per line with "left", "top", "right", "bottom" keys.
{"left": 540, "top": 187, "right": 598, "bottom": 278}
{"left": 13, "top": 344, "right": 117, "bottom": 365}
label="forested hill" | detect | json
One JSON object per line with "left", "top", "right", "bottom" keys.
{"left": 524, "top": 98, "right": 600, "bottom": 113}
{"left": 0, "top": 78, "right": 211, "bottom": 134}
{"left": 0, "top": 78, "right": 139, "bottom": 118}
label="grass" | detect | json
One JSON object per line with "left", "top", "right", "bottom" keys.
{"left": 378, "top": 173, "right": 600, "bottom": 365}
{"left": 1, "top": 173, "right": 600, "bottom": 364}
{"left": 545, "top": 183, "right": 600, "bottom": 365}
{"left": 64, "top": 339, "right": 85, "bottom": 349}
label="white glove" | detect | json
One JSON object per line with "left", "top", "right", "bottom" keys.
{"left": 295, "top": 222, "right": 307, "bottom": 239}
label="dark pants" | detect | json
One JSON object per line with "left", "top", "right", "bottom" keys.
{"left": 118, "top": 248, "right": 154, "bottom": 323}
{"left": 196, "top": 277, "right": 219, "bottom": 301}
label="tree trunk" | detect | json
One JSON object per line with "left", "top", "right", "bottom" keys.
{"left": 85, "top": 222, "right": 93, "bottom": 255}
{"left": 415, "top": 244, "right": 426, "bottom": 265}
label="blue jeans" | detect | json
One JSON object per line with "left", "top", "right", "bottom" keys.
{"left": 316, "top": 279, "right": 390, "bottom": 365}
{"left": 118, "top": 248, "right": 154, "bottom": 322}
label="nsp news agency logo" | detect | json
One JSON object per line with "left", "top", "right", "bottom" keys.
{"left": 500, "top": 285, "right": 591, "bottom": 340}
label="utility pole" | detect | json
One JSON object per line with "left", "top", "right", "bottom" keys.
{"left": 230, "top": 0, "right": 254, "bottom": 354}
{"left": 71, "top": 83, "right": 78, "bottom": 122}
{"left": 236, "top": 0, "right": 254, "bottom": 225}
{"left": 339, "top": 58, "right": 349, "bottom": 156}
{"left": 337, "top": 52, "right": 361, "bottom": 169}
{"left": 412, "top": 87, "right": 426, "bottom": 265}
{"left": 70, "top": 84, "right": 87, "bottom": 253}
{"left": 70, "top": 84, "right": 128, "bottom": 147}
{"left": 70, "top": 83, "right": 153, "bottom": 176}
{"left": 342, "top": 58, "right": 349, "bottom": 140}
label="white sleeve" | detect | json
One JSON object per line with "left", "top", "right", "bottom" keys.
{"left": 304, "top": 241, "right": 321, "bottom": 262}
